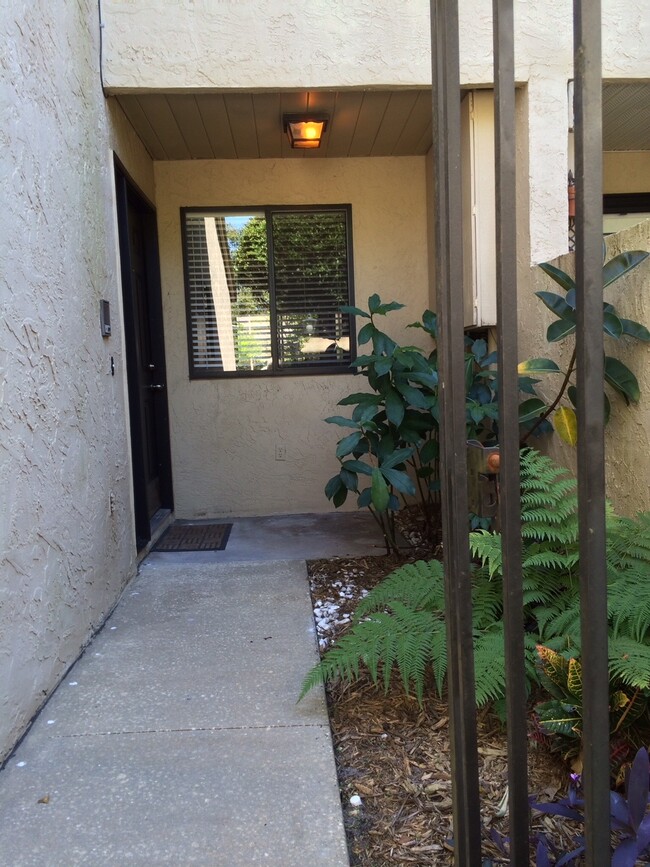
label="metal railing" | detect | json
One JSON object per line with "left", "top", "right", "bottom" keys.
{"left": 430, "top": 0, "right": 610, "bottom": 863}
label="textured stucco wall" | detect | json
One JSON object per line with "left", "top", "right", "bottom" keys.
{"left": 155, "top": 157, "right": 431, "bottom": 517}
{"left": 1, "top": 4, "right": 153, "bottom": 760}
{"left": 101, "top": 0, "right": 650, "bottom": 91}
{"left": 519, "top": 221, "right": 650, "bottom": 516}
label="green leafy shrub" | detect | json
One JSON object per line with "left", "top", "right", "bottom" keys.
{"left": 325, "top": 296, "right": 536, "bottom": 552}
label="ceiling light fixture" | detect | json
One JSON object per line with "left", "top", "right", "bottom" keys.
{"left": 283, "top": 115, "right": 328, "bottom": 149}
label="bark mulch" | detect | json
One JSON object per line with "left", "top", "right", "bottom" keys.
{"left": 307, "top": 553, "right": 575, "bottom": 866}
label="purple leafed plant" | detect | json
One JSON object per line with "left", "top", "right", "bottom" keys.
{"left": 530, "top": 748, "right": 650, "bottom": 866}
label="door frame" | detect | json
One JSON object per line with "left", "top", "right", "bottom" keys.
{"left": 114, "top": 158, "right": 174, "bottom": 550}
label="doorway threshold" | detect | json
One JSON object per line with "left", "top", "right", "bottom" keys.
{"left": 137, "top": 509, "right": 173, "bottom": 565}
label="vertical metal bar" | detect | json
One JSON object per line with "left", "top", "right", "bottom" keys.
{"left": 493, "top": 1, "right": 530, "bottom": 861}
{"left": 573, "top": 2, "right": 610, "bottom": 864}
{"left": 430, "top": 2, "right": 482, "bottom": 862}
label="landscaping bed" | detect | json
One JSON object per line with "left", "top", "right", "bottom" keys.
{"left": 308, "top": 554, "right": 577, "bottom": 865}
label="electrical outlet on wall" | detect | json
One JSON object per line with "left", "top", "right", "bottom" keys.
{"left": 275, "top": 445, "right": 287, "bottom": 461}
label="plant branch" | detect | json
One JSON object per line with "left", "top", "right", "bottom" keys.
{"left": 521, "top": 345, "right": 577, "bottom": 444}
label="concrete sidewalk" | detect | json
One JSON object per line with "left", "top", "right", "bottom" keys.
{"left": 0, "top": 514, "right": 379, "bottom": 866}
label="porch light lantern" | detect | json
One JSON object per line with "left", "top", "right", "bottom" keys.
{"left": 283, "top": 114, "right": 328, "bottom": 149}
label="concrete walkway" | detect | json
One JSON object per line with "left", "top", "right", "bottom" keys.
{"left": 0, "top": 513, "right": 381, "bottom": 866}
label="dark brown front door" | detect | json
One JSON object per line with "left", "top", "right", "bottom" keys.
{"left": 115, "top": 162, "right": 173, "bottom": 549}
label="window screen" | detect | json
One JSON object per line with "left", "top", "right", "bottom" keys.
{"left": 182, "top": 206, "right": 355, "bottom": 377}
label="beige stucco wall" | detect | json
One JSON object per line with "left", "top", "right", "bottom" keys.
{"left": 1, "top": 4, "right": 153, "bottom": 760}
{"left": 155, "top": 157, "right": 431, "bottom": 517}
{"left": 101, "top": 0, "right": 650, "bottom": 91}
{"left": 604, "top": 152, "right": 650, "bottom": 194}
{"left": 519, "top": 221, "right": 650, "bottom": 516}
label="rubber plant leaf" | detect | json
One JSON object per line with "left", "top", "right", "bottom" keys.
{"left": 518, "top": 397, "right": 547, "bottom": 423}
{"left": 555, "top": 406, "right": 578, "bottom": 446}
{"left": 518, "top": 358, "right": 562, "bottom": 375}
{"left": 539, "top": 262, "right": 577, "bottom": 293}
{"left": 602, "top": 250, "right": 649, "bottom": 289}
{"left": 620, "top": 318, "right": 650, "bottom": 342}
{"left": 536, "top": 291, "right": 576, "bottom": 320}
{"left": 604, "top": 311, "right": 624, "bottom": 339}
{"left": 547, "top": 315, "right": 576, "bottom": 342}
{"left": 605, "top": 356, "right": 641, "bottom": 404}
{"left": 566, "top": 387, "right": 611, "bottom": 424}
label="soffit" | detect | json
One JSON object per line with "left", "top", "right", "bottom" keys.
{"left": 603, "top": 82, "right": 650, "bottom": 151}
{"left": 115, "top": 90, "right": 433, "bottom": 160}
{"left": 116, "top": 83, "right": 650, "bottom": 161}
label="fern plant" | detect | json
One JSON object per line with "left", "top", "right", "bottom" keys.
{"left": 302, "top": 448, "right": 650, "bottom": 725}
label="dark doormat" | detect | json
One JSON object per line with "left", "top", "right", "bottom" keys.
{"left": 153, "top": 521, "right": 232, "bottom": 552}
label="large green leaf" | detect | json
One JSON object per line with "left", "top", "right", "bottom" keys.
{"left": 603, "top": 311, "right": 623, "bottom": 339}
{"left": 338, "top": 392, "right": 380, "bottom": 406}
{"left": 518, "top": 358, "right": 562, "bottom": 375}
{"left": 367, "top": 293, "right": 382, "bottom": 314}
{"left": 336, "top": 431, "right": 362, "bottom": 458}
{"left": 394, "top": 381, "right": 431, "bottom": 409}
{"left": 535, "top": 291, "right": 575, "bottom": 320}
{"left": 384, "top": 388, "right": 405, "bottom": 427}
{"left": 339, "top": 468, "right": 358, "bottom": 491}
{"left": 352, "top": 402, "right": 380, "bottom": 424}
{"left": 602, "top": 250, "right": 649, "bottom": 289}
{"left": 381, "top": 467, "right": 416, "bottom": 496}
{"left": 547, "top": 315, "right": 576, "bottom": 342}
{"left": 375, "top": 356, "right": 393, "bottom": 376}
{"left": 325, "top": 475, "right": 343, "bottom": 500}
{"left": 375, "top": 301, "right": 406, "bottom": 316}
{"left": 371, "top": 467, "right": 390, "bottom": 512}
{"left": 374, "top": 330, "right": 397, "bottom": 356}
{"left": 604, "top": 356, "right": 640, "bottom": 404}
{"left": 342, "top": 459, "right": 373, "bottom": 476}
{"left": 325, "top": 415, "right": 359, "bottom": 429}
{"left": 566, "top": 387, "right": 612, "bottom": 426}
{"left": 518, "top": 398, "right": 548, "bottom": 423}
{"left": 357, "top": 322, "right": 376, "bottom": 345}
{"left": 340, "top": 305, "right": 370, "bottom": 319}
{"left": 419, "top": 438, "right": 439, "bottom": 464}
{"left": 381, "top": 447, "right": 415, "bottom": 470}
{"left": 539, "top": 262, "right": 576, "bottom": 293}
{"left": 620, "top": 318, "right": 650, "bottom": 342}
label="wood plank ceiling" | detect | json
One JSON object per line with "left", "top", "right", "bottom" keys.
{"left": 116, "top": 90, "right": 433, "bottom": 160}
{"left": 116, "top": 83, "right": 650, "bottom": 161}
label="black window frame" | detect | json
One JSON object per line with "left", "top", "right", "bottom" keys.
{"left": 181, "top": 204, "right": 356, "bottom": 379}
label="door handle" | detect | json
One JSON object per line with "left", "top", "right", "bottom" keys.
{"left": 147, "top": 384, "right": 166, "bottom": 390}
